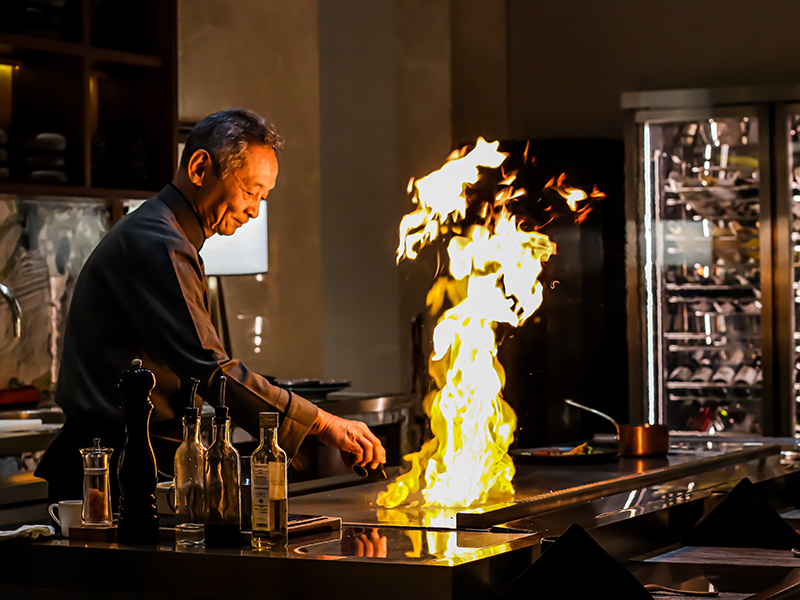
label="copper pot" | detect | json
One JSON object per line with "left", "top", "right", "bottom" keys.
{"left": 617, "top": 423, "right": 669, "bottom": 457}
{"left": 566, "top": 400, "right": 669, "bottom": 457}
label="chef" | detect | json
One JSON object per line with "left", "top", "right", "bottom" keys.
{"left": 36, "top": 108, "right": 386, "bottom": 503}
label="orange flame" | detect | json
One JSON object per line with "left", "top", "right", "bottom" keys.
{"left": 382, "top": 139, "right": 555, "bottom": 509}
{"left": 544, "top": 175, "right": 604, "bottom": 224}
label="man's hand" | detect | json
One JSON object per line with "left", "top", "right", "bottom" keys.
{"left": 311, "top": 409, "right": 386, "bottom": 469}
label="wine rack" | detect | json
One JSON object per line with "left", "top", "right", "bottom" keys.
{"left": 650, "top": 116, "right": 763, "bottom": 433}
{"left": 624, "top": 85, "right": 800, "bottom": 437}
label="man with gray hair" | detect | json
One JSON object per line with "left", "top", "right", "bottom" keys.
{"left": 37, "top": 109, "right": 386, "bottom": 503}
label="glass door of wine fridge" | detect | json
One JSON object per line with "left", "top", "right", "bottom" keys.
{"left": 779, "top": 106, "right": 800, "bottom": 433}
{"left": 636, "top": 109, "right": 770, "bottom": 433}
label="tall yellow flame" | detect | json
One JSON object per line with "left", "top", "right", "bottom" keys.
{"left": 379, "top": 139, "right": 555, "bottom": 509}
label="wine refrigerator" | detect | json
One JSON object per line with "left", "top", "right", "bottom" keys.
{"left": 624, "top": 85, "right": 800, "bottom": 437}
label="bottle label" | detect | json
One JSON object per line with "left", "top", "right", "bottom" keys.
{"left": 270, "top": 462, "right": 286, "bottom": 500}
{"left": 252, "top": 463, "right": 270, "bottom": 530}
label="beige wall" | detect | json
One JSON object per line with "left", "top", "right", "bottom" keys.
{"left": 318, "top": 1, "right": 401, "bottom": 392}
{"left": 394, "top": 1, "right": 453, "bottom": 389}
{"left": 318, "top": 0, "right": 452, "bottom": 393}
{"left": 178, "top": 0, "right": 451, "bottom": 390}
{"left": 451, "top": 0, "right": 508, "bottom": 144}
{"left": 178, "top": 0, "right": 323, "bottom": 378}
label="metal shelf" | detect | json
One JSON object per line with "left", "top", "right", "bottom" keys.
{"left": 668, "top": 394, "right": 762, "bottom": 403}
{"left": 669, "top": 184, "right": 759, "bottom": 193}
{"left": 691, "top": 311, "right": 760, "bottom": 318}
{"left": 662, "top": 209, "right": 760, "bottom": 221}
{"left": 667, "top": 298, "right": 758, "bottom": 306}
{"left": 668, "top": 344, "right": 761, "bottom": 352}
{"left": 664, "top": 234, "right": 742, "bottom": 242}
{"left": 0, "top": 424, "right": 61, "bottom": 456}
{"left": 666, "top": 283, "right": 756, "bottom": 291}
{"left": 664, "top": 332, "right": 761, "bottom": 341}
{"left": 666, "top": 381, "right": 762, "bottom": 390}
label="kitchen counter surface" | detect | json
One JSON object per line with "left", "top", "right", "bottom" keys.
{"left": 289, "top": 441, "right": 787, "bottom": 530}
{"left": 2, "top": 442, "right": 800, "bottom": 599}
{"left": 0, "top": 525, "right": 537, "bottom": 600}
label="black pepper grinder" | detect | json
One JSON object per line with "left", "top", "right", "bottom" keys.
{"left": 117, "top": 358, "right": 159, "bottom": 544}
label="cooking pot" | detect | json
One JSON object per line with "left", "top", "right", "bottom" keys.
{"left": 565, "top": 400, "right": 669, "bottom": 457}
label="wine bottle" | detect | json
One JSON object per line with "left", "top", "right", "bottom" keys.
{"left": 733, "top": 364, "right": 758, "bottom": 386}
{"left": 733, "top": 364, "right": 760, "bottom": 398}
{"left": 691, "top": 366, "right": 713, "bottom": 383}
{"left": 668, "top": 365, "right": 693, "bottom": 382}
{"left": 712, "top": 366, "right": 736, "bottom": 385}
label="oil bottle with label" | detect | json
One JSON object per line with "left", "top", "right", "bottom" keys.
{"left": 251, "top": 412, "right": 288, "bottom": 549}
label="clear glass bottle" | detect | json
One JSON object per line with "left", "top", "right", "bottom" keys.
{"left": 174, "top": 400, "right": 206, "bottom": 546}
{"left": 204, "top": 376, "right": 241, "bottom": 547}
{"left": 79, "top": 438, "right": 113, "bottom": 527}
{"left": 239, "top": 455, "right": 252, "bottom": 532}
{"left": 251, "top": 412, "right": 288, "bottom": 549}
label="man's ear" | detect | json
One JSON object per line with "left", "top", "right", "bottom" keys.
{"left": 187, "top": 149, "right": 213, "bottom": 187}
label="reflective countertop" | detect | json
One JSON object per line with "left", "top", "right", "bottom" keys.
{"left": 289, "top": 441, "right": 786, "bottom": 530}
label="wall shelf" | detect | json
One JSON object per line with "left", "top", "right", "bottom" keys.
{"left": 0, "top": 32, "right": 164, "bottom": 68}
{"left": 0, "top": 0, "right": 176, "bottom": 214}
{"left": 0, "top": 182, "right": 156, "bottom": 201}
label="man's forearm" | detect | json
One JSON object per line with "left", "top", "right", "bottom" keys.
{"left": 309, "top": 407, "right": 330, "bottom": 436}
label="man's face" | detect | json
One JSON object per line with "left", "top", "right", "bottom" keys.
{"left": 196, "top": 145, "right": 279, "bottom": 237}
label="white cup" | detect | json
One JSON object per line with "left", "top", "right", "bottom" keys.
{"left": 48, "top": 500, "right": 83, "bottom": 537}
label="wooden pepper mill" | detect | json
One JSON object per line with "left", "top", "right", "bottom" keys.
{"left": 117, "top": 358, "right": 159, "bottom": 544}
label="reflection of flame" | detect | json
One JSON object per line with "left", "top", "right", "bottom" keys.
{"left": 377, "top": 508, "right": 483, "bottom": 565}
{"left": 380, "top": 138, "right": 562, "bottom": 510}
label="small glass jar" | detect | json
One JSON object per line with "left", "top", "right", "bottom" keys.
{"left": 79, "top": 438, "right": 113, "bottom": 527}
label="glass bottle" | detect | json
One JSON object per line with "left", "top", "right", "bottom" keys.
{"left": 251, "top": 412, "right": 288, "bottom": 549}
{"left": 79, "top": 438, "right": 113, "bottom": 527}
{"left": 174, "top": 396, "right": 206, "bottom": 546}
{"left": 239, "top": 455, "right": 252, "bottom": 532}
{"left": 204, "top": 376, "right": 241, "bottom": 547}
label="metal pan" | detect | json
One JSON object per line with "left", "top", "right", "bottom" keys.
{"left": 565, "top": 400, "right": 669, "bottom": 457}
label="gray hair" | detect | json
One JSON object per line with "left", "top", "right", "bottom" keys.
{"left": 180, "top": 108, "right": 283, "bottom": 178}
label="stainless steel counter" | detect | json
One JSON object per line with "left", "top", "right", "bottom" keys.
{"left": 314, "top": 393, "right": 416, "bottom": 417}
{"left": 288, "top": 441, "right": 786, "bottom": 530}
{"left": 0, "top": 406, "right": 64, "bottom": 456}
{"left": 4, "top": 440, "right": 800, "bottom": 599}
{"left": 0, "top": 525, "right": 538, "bottom": 600}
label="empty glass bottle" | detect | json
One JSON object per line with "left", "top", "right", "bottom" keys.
{"left": 174, "top": 379, "right": 206, "bottom": 546}
{"left": 251, "top": 412, "right": 288, "bottom": 549}
{"left": 204, "top": 376, "right": 241, "bottom": 548}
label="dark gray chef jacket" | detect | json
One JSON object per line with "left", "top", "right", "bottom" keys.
{"left": 36, "top": 183, "right": 318, "bottom": 502}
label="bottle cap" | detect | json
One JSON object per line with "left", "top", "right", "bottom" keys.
{"left": 259, "top": 412, "right": 279, "bottom": 429}
{"left": 214, "top": 404, "right": 229, "bottom": 423}
{"left": 79, "top": 438, "right": 113, "bottom": 470}
{"left": 184, "top": 406, "right": 199, "bottom": 423}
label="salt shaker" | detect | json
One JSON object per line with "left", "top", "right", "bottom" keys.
{"left": 79, "top": 438, "right": 113, "bottom": 527}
